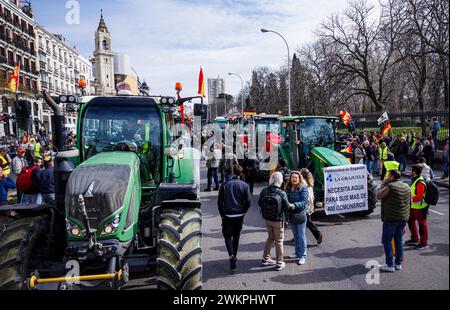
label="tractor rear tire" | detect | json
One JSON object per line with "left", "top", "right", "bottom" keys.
{"left": 358, "top": 179, "right": 377, "bottom": 216}
{"left": 157, "top": 208, "right": 202, "bottom": 290}
{"left": 0, "top": 215, "right": 49, "bottom": 290}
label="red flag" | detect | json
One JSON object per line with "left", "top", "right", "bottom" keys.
{"left": 339, "top": 109, "right": 352, "bottom": 127}
{"left": 198, "top": 67, "right": 206, "bottom": 97}
{"left": 23, "top": 132, "right": 29, "bottom": 144}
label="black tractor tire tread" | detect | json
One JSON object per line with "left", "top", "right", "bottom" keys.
{"left": 358, "top": 179, "right": 377, "bottom": 216}
{"left": 0, "top": 215, "right": 49, "bottom": 290}
{"left": 157, "top": 208, "right": 202, "bottom": 290}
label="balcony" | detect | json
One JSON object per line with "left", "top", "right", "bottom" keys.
{"left": 39, "top": 61, "right": 46, "bottom": 70}
{"left": 41, "top": 81, "right": 48, "bottom": 89}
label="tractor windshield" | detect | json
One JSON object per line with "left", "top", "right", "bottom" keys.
{"left": 299, "top": 118, "right": 335, "bottom": 149}
{"left": 81, "top": 101, "right": 162, "bottom": 184}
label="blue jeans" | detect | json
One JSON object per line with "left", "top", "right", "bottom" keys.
{"left": 291, "top": 221, "right": 307, "bottom": 259}
{"left": 372, "top": 159, "right": 379, "bottom": 176}
{"left": 21, "top": 194, "right": 42, "bottom": 204}
{"left": 224, "top": 172, "right": 232, "bottom": 183}
{"left": 382, "top": 221, "right": 407, "bottom": 267}
{"left": 41, "top": 193, "right": 55, "bottom": 204}
{"left": 207, "top": 168, "right": 219, "bottom": 189}
{"left": 398, "top": 154, "right": 407, "bottom": 171}
{"left": 366, "top": 160, "right": 373, "bottom": 174}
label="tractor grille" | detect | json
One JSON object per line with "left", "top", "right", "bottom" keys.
{"left": 65, "top": 165, "right": 131, "bottom": 230}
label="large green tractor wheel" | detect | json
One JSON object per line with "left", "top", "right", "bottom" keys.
{"left": 0, "top": 215, "right": 49, "bottom": 290}
{"left": 157, "top": 208, "right": 202, "bottom": 290}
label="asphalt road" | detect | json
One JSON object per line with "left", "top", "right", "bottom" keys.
{"left": 125, "top": 166, "right": 449, "bottom": 290}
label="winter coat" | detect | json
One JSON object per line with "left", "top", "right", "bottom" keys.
{"left": 286, "top": 185, "right": 309, "bottom": 213}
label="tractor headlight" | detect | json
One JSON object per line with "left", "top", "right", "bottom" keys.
{"left": 66, "top": 219, "right": 83, "bottom": 237}
{"left": 101, "top": 214, "right": 121, "bottom": 236}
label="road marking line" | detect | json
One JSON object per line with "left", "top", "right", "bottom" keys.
{"left": 429, "top": 209, "right": 445, "bottom": 216}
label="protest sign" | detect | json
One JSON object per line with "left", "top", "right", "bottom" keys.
{"left": 324, "top": 164, "right": 368, "bottom": 215}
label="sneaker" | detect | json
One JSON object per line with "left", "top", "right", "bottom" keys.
{"left": 230, "top": 256, "right": 237, "bottom": 270}
{"left": 287, "top": 254, "right": 299, "bottom": 259}
{"left": 275, "top": 262, "right": 286, "bottom": 271}
{"left": 262, "top": 258, "right": 277, "bottom": 266}
{"left": 405, "top": 239, "right": 418, "bottom": 246}
{"left": 297, "top": 258, "right": 306, "bottom": 265}
{"left": 415, "top": 244, "right": 429, "bottom": 250}
{"left": 204, "top": 188, "right": 212, "bottom": 192}
{"left": 395, "top": 264, "right": 402, "bottom": 271}
{"left": 379, "top": 264, "right": 395, "bottom": 272}
{"left": 213, "top": 187, "right": 219, "bottom": 191}
{"left": 316, "top": 234, "right": 323, "bottom": 245}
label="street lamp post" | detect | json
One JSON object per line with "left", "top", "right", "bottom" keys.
{"left": 261, "top": 28, "right": 291, "bottom": 116}
{"left": 228, "top": 72, "right": 244, "bottom": 116}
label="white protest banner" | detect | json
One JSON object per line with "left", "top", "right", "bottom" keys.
{"left": 324, "top": 164, "right": 368, "bottom": 215}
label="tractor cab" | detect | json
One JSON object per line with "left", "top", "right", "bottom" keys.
{"left": 280, "top": 116, "right": 339, "bottom": 170}
{"left": 80, "top": 96, "right": 163, "bottom": 185}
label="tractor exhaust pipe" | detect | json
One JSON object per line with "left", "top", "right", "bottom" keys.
{"left": 43, "top": 91, "right": 66, "bottom": 152}
{"left": 43, "top": 91, "right": 74, "bottom": 209}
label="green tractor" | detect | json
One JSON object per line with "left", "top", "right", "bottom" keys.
{"left": 279, "top": 116, "right": 377, "bottom": 216}
{"left": 0, "top": 91, "right": 204, "bottom": 290}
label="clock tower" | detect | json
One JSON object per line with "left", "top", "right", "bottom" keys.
{"left": 94, "top": 11, "right": 115, "bottom": 96}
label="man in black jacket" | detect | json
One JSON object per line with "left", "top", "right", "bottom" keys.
{"left": 218, "top": 165, "right": 252, "bottom": 270}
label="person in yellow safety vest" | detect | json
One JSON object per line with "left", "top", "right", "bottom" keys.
{"left": 0, "top": 147, "right": 11, "bottom": 176}
{"left": 381, "top": 153, "right": 400, "bottom": 180}
{"left": 406, "top": 165, "right": 429, "bottom": 250}
{"left": 378, "top": 142, "right": 390, "bottom": 176}
{"left": 33, "top": 141, "right": 43, "bottom": 159}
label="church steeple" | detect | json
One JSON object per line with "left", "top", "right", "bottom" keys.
{"left": 94, "top": 9, "right": 115, "bottom": 96}
{"left": 98, "top": 9, "right": 109, "bottom": 33}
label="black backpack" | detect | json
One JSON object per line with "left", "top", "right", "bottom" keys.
{"left": 261, "top": 188, "right": 283, "bottom": 222}
{"left": 424, "top": 181, "right": 439, "bottom": 206}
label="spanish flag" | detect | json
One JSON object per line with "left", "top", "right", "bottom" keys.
{"left": 381, "top": 121, "right": 392, "bottom": 135}
{"left": 8, "top": 64, "right": 20, "bottom": 93}
{"left": 339, "top": 109, "right": 352, "bottom": 127}
{"left": 198, "top": 67, "right": 206, "bottom": 98}
{"left": 23, "top": 132, "right": 29, "bottom": 144}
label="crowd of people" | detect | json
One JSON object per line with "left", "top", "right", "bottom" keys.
{"left": 0, "top": 130, "right": 55, "bottom": 206}
{"left": 336, "top": 120, "right": 448, "bottom": 182}
{"left": 214, "top": 156, "right": 326, "bottom": 271}
{"left": 213, "top": 155, "right": 439, "bottom": 273}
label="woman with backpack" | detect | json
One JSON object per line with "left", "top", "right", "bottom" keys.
{"left": 258, "top": 172, "right": 294, "bottom": 271}
{"left": 286, "top": 171, "right": 309, "bottom": 265}
{"left": 300, "top": 169, "right": 323, "bottom": 245}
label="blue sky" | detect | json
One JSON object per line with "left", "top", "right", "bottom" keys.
{"left": 31, "top": 0, "right": 379, "bottom": 100}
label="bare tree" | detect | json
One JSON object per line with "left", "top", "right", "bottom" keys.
{"left": 317, "top": 0, "right": 406, "bottom": 112}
